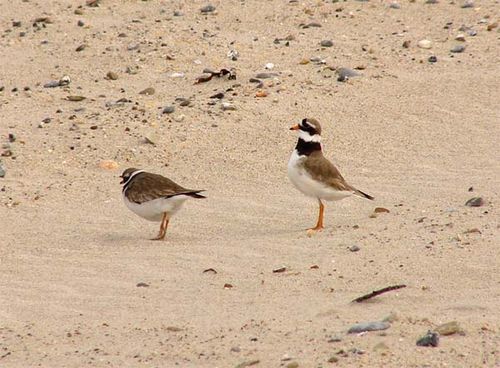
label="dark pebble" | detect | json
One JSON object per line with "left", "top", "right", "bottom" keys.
{"left": 136, "top": 282, "right": 149, "bottom": 287}
{"left": 75, "top": 44, "right": 86, "bottom": 52}
{"left": 416, "top": 331, "right": 439, "bottom": 347}
{"left": 210, "top": 92, "right": 224, "bottom": 99}
{"left": 428, "top": 55, "right": 438, "bottom": 63}
{"left": 349, "top": 245, "right": 360, "bottom": 252}
{"left": 0, "top": 163, "right": 5, "bottom": 178}
{"left": 162, "top": 105, "right": 175, "bottom": 114}
{"left": 13, "top": 21, "right": 22, "bottom": 27}
{"left": 77, "top": 20, "right": 84, "bottom": 27}
{"left": 320, "top": 40, "right": 334, "bottom": 47}
{"left": 465, "top": 197, "right": 484, "bottom": 207}
{"left": 200, "top": 4, "right": 216, "bottom": 13}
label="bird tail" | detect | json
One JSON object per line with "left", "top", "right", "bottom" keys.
{"left": 185, "top": 190, "right": 206, "bottom": 199}
{"left": 355, "top": 189, "right": 374, "bottom": 200}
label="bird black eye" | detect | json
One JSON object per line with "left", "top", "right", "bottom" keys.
{"left": 301, "top": 118, "right": 308, "bottom": 126}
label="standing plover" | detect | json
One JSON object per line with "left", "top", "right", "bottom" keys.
{"left": 287, "top": 118, "right": 373, "bottom": 232}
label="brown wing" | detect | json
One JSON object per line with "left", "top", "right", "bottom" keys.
{"left": 304, "top": 152, "right": 374, "bottom": 200}
{"left": 126, "top": 173, "right": 204, "bottom": 204}
{"left": 303, "top": 152, "right": 353, "bottom": 191}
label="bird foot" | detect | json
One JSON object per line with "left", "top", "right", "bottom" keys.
{"left": 150, "top": 234, "right": 166, "bottom": 241}
{"left": 306, "top": 226, "right": 324, "bottom": 236}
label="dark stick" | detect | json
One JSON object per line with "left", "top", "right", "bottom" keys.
{"left": 352, "top": 284, "right": 406, "bottom": 303}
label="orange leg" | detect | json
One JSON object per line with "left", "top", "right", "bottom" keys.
{"left": 308, "top": 199, "right": 325, "bottom": 231}
{"left": 151, "top": 213, "right": 170, "bottom": 241}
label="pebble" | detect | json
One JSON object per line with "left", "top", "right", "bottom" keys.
{"left": 320, "top": 40, "right": 334, "bottom": 47}
{"left": 461, "top": 0, "right": 474, "bottom": 8}
{"left": 127, "top": 43, "right": 139, "bottom": 51}
{"left": 374, "top": 207, "right": 390, "bottom": 213}
{"left": 465, "top": 197, "right": 484, "bottom": 207}
{"left": 327, "top": 335, "right": 342, "bottom": 343}
{"left": 162, "top": 105, "right": 175, "bottom": 114}
{"left": 106, "top": 71, "right": 119, "bottom": 80}
{"left": 221, "top": 102, "right": 237, "bottom": 111}
{"left": 0, "top": 163, "right": 5, "bottom": 178}
{"left": 99, "top": 160, "right": 119, "bottom": 170}
{"left": 348, "top": 245, "right": 360, "bottom": 252}
{"left": 416, "top": 331, "right": 439, "bottom": 347}
{"left": 255, "top": 72, "right": 277, "bottom": 79}
{"left": 327, "top": 356, "right": 339, "bottom": 363}
{"left": 60, "top": 75, "right": 71, "bottom": 86}
{"left": 487, "top": 22, "right": 498, "bottom": 31}
{"left": 402, "top": 40, "right": 411, "bottom": 48}
{"left": 235, "top": 360, "right": 260, "bottom": 368}
{"left": 67, "top": 95, "right": 86, "bottom": 101}
{"left": 75, "top": 44, "right": 86, "bottom": 52}
{"left": 428, "top": 55, "right": 438, "bottom": 63}
{"left": 77, "top": 20, "right": 84, "bottom": 27}
{"left": 286, "top": 363, "right": 299, "bottom": 368}
{"left": 455, "top": 34, "right": 466, "bottom": 41}
{"left": 139, "top": 87, "right": 155, "bottom": 95}
{"left": 389, "top": 2, "right": 401, "bottom": 8}
{"left": 337, "top": 68, "right": 360, "bottom": 82}
{"left": 44, "top": 80, "right": 61, "bottom": 88}
{"left": 173, "top": 114, "right": 185, "bottom": 122}
{"left": 200, "top": 4, "right": 216, "bottom": 13}
{"left": 227, "top": 49, "right": 239, "bottom": 61}
{"left": 136, "top": 282, "right": 149, "bottom": 287}
{"left": 170, "top": 72, "right": 185, "bottom": 78}
{"left": 264, "top": 63, "right": 274, "bottom": 70}
{"left": 230, "top": 346, "right": 241, "bottom": 353}
{"left": 144, "top": 132, "right": 157, "bottom": 145}
{"left": 435, "top": 321, "right": 464, "bottom": 335}
{"left": 417, "top": 39, "right": 432, "bottom": 49}
{"left": 348, "top": 321, "right": 390, "bottom": 334}
{"left": 450, "top": 45, "right": 465, "bottom": 53}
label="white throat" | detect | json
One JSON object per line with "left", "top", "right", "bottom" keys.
{"left": 298, "top": 130, "right": 321, "bottom": 143}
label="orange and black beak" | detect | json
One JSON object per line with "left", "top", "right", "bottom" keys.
{"left": 289, "top": 124, "right": 300, "bottom": 131}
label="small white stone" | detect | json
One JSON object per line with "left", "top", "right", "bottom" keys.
{"left": 417, "top": 39, "right": 432, "bottom": 49}
{"left": 221, "top": 102, "right": 237, "bottom": 111}
{"left": 170, "top": 72, "right": 185, "bottom": 78}
{"left": 264, "top": 62, "right": 274, "bottom": 70}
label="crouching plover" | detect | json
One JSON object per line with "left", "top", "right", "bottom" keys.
{"left": 120, "top": 168, "right": 206, "bottom": 240}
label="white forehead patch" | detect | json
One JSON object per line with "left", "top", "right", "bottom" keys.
{"left": 298, "top": 129, "right": 321, "bottom": 142}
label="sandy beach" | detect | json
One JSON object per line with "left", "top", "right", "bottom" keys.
{"left": 0, "top": 0, "right": 499, "bottom": 367}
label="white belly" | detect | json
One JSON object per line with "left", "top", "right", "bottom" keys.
{"left": 123, "top": 194, "right": 189, "bottom": 222}
{"left": 287, "top": 150, "right": 353, "bottom": 201}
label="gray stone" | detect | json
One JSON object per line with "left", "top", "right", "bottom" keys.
{"left": 162, "top": 105, "right": 175, "bottom": 114}
{"left": 416, "top": 331, "right": 439, "bottom": 347}
{"left": 461, "top": 0, "right": 474, "bottom": 8}
{"left": 320, "top": 40, "right": 334, "bottom": 47}
{"left": 465, "top": 197, "right": 484, "bottom": 207}
{"left": 255, "top": 72, "right": 277, "bottom": 79}
{"left": 348, "top": 321, "right": 390, "bottom": 334}
{"left": 337, "top": 68, "right": 360, "bottom": 82}
{"left": 200, "top": 4, "right": 216, "bottom": 13}
{"left": 0, "top": 163, "right": 5, "bottom": 178}
{"left": 450, "top": 45, "right": 466, "bottom": 53}
{"left": 349, "top": 245, "right": 360, "bottom": 252}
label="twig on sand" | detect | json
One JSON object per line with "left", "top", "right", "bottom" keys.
{"left": 352, "top": 284, "right": 406, "bottom": 303}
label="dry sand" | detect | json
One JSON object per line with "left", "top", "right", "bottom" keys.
{"left": 0, "top": 0, "right": 499, "bottom": 367}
